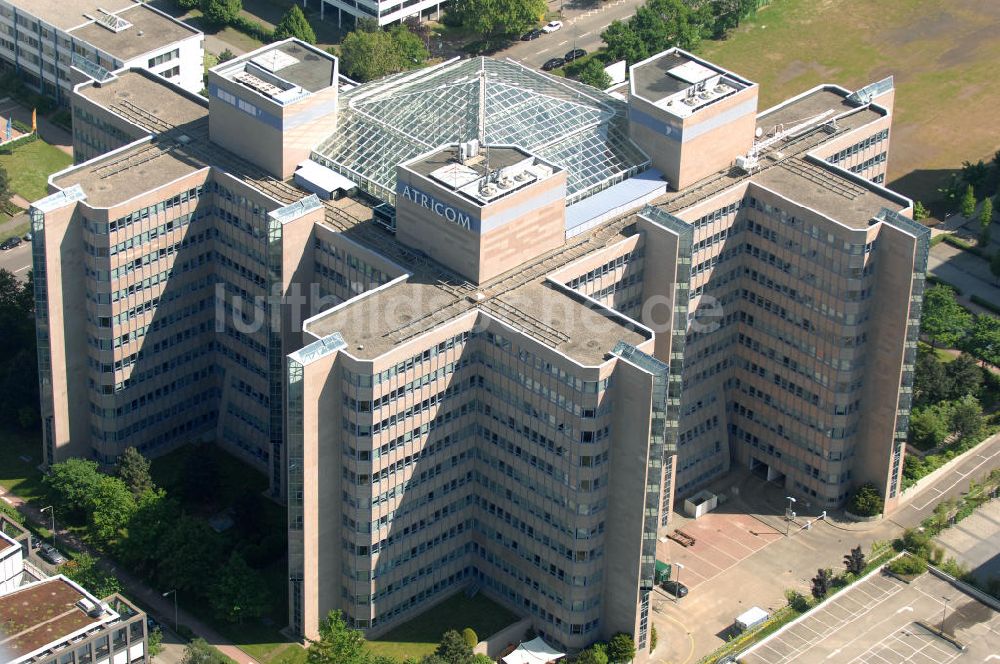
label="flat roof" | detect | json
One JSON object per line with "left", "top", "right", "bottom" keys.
{"left": 0, "top": 578, "right": 108, "bottom": 661}
{"left": 10, "top": 0, "right": 135, "bottom": 32}
{"left": 751, "top": 157, "right": 900, "bottom": 228}
{"left": 219, "top": 41, "right": 337, "bottom": 97}
{"left": 757, "top": 87, "right": 857, "bottom": 131}
{"left": 78, "top": 69, "right": 208, "bottom": 129}
{"left": 632, "top": 51, "right": 700, "bottom": 101}
{"left": 68, "top": 4, "right": 198, "bottom": 61}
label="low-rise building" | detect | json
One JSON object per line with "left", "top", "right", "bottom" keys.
{"left": 0, "top": 0, "right": 203, "bottom": 102}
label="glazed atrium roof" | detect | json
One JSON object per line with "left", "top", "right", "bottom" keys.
{"left": 312, "top": 57, "right": 650, "bottom": 205}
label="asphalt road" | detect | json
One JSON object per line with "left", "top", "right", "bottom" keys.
{"left": 499, "top": 0, "right": 644, "bottom": 69}
{"left": 0, "top": 241, "right": 32, "bottom": 279}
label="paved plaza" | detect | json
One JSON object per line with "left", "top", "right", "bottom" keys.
{"left": 739, "top": 569, "right": 1000, "bottom": 664}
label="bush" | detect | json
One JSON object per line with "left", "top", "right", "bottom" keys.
{"left": 887, "top": 555, "right": 927, "bottom": 576}
{"left": 462, "top": 627, "right": 478, "bottom": 648}
{"left": 230, "top": 15, "right": 275, "bottom": 42}
{"left": 784, "top": 589, "right": 810, "bottom": 613}
{"left": 12, "top": 119, "right": 31, "bottom": 133}
{"left": 847, "top": 483, "right": 884, "bottom": 517}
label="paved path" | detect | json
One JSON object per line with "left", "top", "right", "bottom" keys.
{"left": 0, "top": 486, "right": 261, "bottom": 664}
{"left": 936, "top": 500, "right": 1000, "bottom": 585}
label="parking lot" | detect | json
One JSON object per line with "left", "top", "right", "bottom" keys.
{"left": 739, "top": 569, "right": 1000, "bottom": 664}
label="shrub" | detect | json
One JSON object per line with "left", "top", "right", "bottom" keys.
{"left": 887, "top": 555, "right": 927, "bottom": 576}
{"left": 847, "top": 483, "right": 884, "bottom": 517}
{"left": 784, "top": 589, "right": 809, "bottom": 612}
{"left": 650, "top": 625, "right": 657, "bottom": 653}
{"left": 462, "top": 627, "right": 478, "bottom": 648}
{"left": 606, "top": 633, "right": 635, "bottom": 663}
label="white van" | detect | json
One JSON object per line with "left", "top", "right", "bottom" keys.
{"left": 735, "top": 606, "right": 770, "bottom": 632}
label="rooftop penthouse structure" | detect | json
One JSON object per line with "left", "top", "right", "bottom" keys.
{"left": 31, "top": 42, "right": 925, "bottom": 660}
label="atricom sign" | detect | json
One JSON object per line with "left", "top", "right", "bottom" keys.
{"left": 398, "top": 184, "right": 474, "bottom": 230}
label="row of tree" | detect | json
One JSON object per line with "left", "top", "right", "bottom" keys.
{"left": 600, "top": 0, "right": 765, "bottom": 68}
{"left": 44, "top": 449, "right": 272, "bottom": 625}
{"left": 338, "top": 19, "right": 430, "bottom": 82}
{"left": 0, "top": 268, "right": 39, "bottom": 429}
{"left": 920, "top": 284, "right": 1000, "bottom": 367}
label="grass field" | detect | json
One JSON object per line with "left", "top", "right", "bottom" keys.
{"left": 367, "top": 592, "right": 520, "bottom": 660}
{"left": 698, "top": 0, "right": 1000, "bottom": 208}
{"left": 0, "top": 139, "right": 72, "bottom": 202}
{"left": 0, "top": 426, "right": 45, "bottom": 503}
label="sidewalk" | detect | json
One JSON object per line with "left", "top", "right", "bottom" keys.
{"left": 0, "top": 485, "right": 260, "bottom": 664}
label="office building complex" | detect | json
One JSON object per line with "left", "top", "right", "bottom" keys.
{"left": 0, "top": 0, "right": 203, "bottom": 102}
{"left": 32, "top": 41, "right": 927, "bottom": 659}
{"left": 305, "top": 0, "right": 445, "bottom": 29}
{"left": 0, "top": 519, "right": 149, "bottom": 664}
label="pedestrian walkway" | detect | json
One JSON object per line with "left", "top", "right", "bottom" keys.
{"left": 0, "top": 485, "right": 260, "bottom": 664}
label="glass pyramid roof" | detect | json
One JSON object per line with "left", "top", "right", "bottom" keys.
{"left": 312, "top": 58, "right": 650, "bottom": 205}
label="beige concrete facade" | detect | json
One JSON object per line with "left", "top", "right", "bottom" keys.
{"left": 33, "top": 43, "right": 927, "bottom": 661}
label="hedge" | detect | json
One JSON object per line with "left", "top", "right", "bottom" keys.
{"left": 230, "top": 15, "right": 274, "bottom": 43}
{"left": 971, "top": 294, "right": 1000, "bottom": 315}
{"left": 925, "top": 274, "right": 963, "bottom": 296}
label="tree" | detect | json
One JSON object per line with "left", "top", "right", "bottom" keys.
{"left": 461, "top": 628, "right": 478, "bottom": 648}
{"left": 44, "top": 458, "right": 103, "bottom": 524}
{"left": 183, "top": 446, "right": 220, "bottom": 505}
{"left": 389, "top": 24, "right": 430, "bottom": 67}
{"left": 148, "top": 627, "right": 164, "bottom": 657}
{"left": 117, "top": 446, "right": 153, "bottom": 497}
{"left": 62, "top": 553, "right": 123, "bottom": 597}
{"left": 201, "top": 0, "right": 242, "bottom": 26}
{"left": 847, "top": 483, "right": 884, "bottom": 517}
{"left": 843, "top": 546, "right": 866, "bottom": 575}
{"left": 118, "top": 488, "right": 179, "bottom": 574}
{"left": 810, "top": 568, "right": 832, "bottom": 600}
{"left": 578, "top": 58, "right": 612, "bottom": 89}
{"left": 992, "top": 251, "right": 1000, "bottom": 284}
{"left": 909, "top": 404, "right": 951, "bottom": 449}
{"left": 961, "top": 159, "right": 990, "bottom": 194}
{"left": 307, "top": 610, "right": 368, "bottom": 664}
{"left": 944, "top": 353, "right": 982, "bottom": 399}
{"left": 913, "top": 200, "right": 929, "bottom": 221}
{"left": 181, "top": 639, "right": 231, "bottom": 664}
{"left": 960, "top": 183, "right": 976, "bottom": 218}
{"left": 601, "top": 20, "right": 648, "bottom": 66}
{"left": 914, "top": 347, "right": 951, "bottom": 407}
{"left": 949, "top": 393, "right": 984, "bottom": 440}
{"left": 448, "top": 0, "right": 546, "bottom": 39}
{"left": 920, "top": 284, "right": 971, "bottom": 348}
{"left": 273, "top": 6, "right": 317, "bottom": 44}
{"left": 606, "top": 633, "right": 636, "bottom": 663}
{"left": 962, "top": 314, "right": 1000, "bottom": 367}
{"left": 218, "top": 48, "right": 237, "bottom": 63}
{"left": 339, "top": 30, "right": 403, "bottom": 82}
{"left": 177, "top": 0, "right": 201, "bottom": 9}
{"left": 155, "top": 514, "right": 226, "bottom": 595}
{"left": 209, "top": 551, "right": 268, "bottom": 623}
{"left": 88, "top": 474, "right": 137, "bottom": 542}
{"left": 436, "top": 629, "right": 473, "bottom": 664}
{"left": 471, "top": 656, "right": 493, "bottom": 664}
{"left": 981, "top": 197, "right": 994, "bottom": 245}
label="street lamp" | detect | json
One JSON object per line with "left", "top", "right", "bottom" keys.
{"left": 162, "top": 589, "right": 178, "bottom": 632}
{"left": 784, "top": 496, "right": 797, "bottom": 536}
{"left": 941, "top": 597, "right": 950, "bottom": 633}
{"left": 40, "top": 505, "right": 55, "bottom": 546}
{"left": 673, "top": 562, "right": 685, "bottom": 603}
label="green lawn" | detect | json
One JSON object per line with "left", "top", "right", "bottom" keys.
{"left": 697, "top": 0, "right": 1000, "bottom": 205}
{"left": 0, "top": 139, "right": 72, "bottom": 202}
{"left": 367, "top": 592, "right": 520, "bottom": 661}
{"left": 0, "top": 426, "right": 46, "bottom": 503}
{"left": 0, "top": 219, "right": 28, "bottom": 241}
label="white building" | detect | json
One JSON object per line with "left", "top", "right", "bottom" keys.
{"left": 305, "top": 0, "right": 443, "bottom": 28}
{"left": 0, "top": 0, "right": 204, "bottom": 101}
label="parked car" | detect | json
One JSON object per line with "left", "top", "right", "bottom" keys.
{"left": 147, "top": 616, "right": 160, "bottom": 632}
{"left": 661, "top": 579, "right": 688, "bottom": 597}
{"left": 542, "top": 21, "right": 563, "bottom": 33}
{"left": 38, "top": 543, "right": 67, "bottom": 565}
{"left": 542, "top": 58, "right": 566, "bottom": 71}
{"left": 521, "top": 29, "right": 542, "bottom": 41}
{"left": 564, "top": 48, "right": 587, "bottom": 62}
{"left": 0, "top": 236, "right": 22, "bottom": 250}
{"left": 22, "top": 232, "right": 31, "bottom": 242}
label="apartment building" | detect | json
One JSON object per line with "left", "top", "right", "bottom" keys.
{"left": 32, "top": 42, "right": 926, "bottom": 658}
{"left": 0, "top": 519, "right": 149, "bottom": 664}
{"left": 0, "top": 0, "right": 203, "bottom": 102}
{"left": 306, "top": 0, "right": 445, "bottom": 28}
